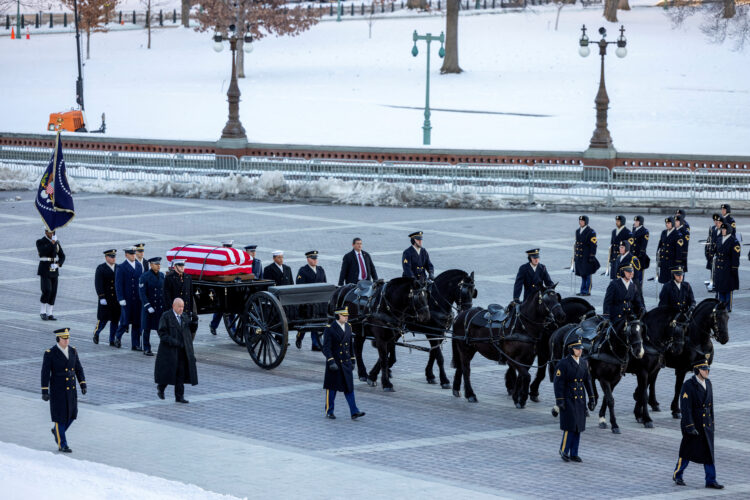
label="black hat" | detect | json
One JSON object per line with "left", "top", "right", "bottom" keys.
{"left": 671, "top": 266, "right": 684, "bottom": 276}
{"left": 244, "top": 245, "right": 257, "bottom": 251}
{"left": 720, "top": 222, "right": 729, "bottom": 230}
{"left": 721, "top": 203, "right": 731, "bottom": 212}
{"left": 693, "top": 360, "right": 710, "bottom": 371}
{"left": 305, "top": 250, "right": 319, "bottom": 259}
{"left": 712, "top": 213, "right": 722, "bottom": 221}
{"left": 665, "top": 216, "right": 674, "bottom": 225}
{"left": 615, "top": 215, "right": 626, "bottom": 224}
{"left": 676, "top": 209, "right": 686, "bottom": 217}
{"left": 134, "top": 243, "right": 145, "bottom": 251}
{"left": 124, "top": 247, "right": 137, "bottom": 255}
{"left": 674, "top": 215, "right": 683, "bottom": 224}
{"left": 579, "top": 215, "right": 589, "bottom": 224}
{"left": 147, "top": 257, "right": 162, "bottom": 263}
{"left": 634, "top": 215, "right": 644, "bottom": 224}
{"left": 526, "top": 248, "right": 540, "bottom": 258}
{"left": 619, "top": 240, "right": 631, "bottom": 252}
{"left": 567, "top": 337, "right": 583, "bottom": 348}
{"left": 103, "top": 249, "right": 117, "bottom": 257}
{"left": 409, "top": 231, "right": 423, "bottom": 240}
{"left": 54, "top": 327, "right": 70, "bottom": 339}
{"left": 620, "top": 264, "right": 634, "bottom": 273}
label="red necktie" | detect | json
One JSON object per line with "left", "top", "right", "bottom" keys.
{"left": 357, "top": 252, "right": 366, "bottom": 280}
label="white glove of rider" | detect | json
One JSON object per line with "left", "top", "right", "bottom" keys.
{"left": 99, "top": 299, "right": 107, "bottom": 305}
{"left": 605, "top": 268, "right": 610, "bottom": 277}
{"left": 148, "top": 307, "right": 155, "bottom": 314}
{"left": 569, "top": 264, "right": 575, "bottom": 273}
{"left": 119, "top": 300, "right": 126, "bottom": 306}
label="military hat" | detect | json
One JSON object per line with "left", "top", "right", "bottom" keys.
{"left": 671, "top": 266, "right": 684, "bottom": 276}
{"left": 103, "top": 249, "right": 117, "bottom": 257}
{"left": 526, "top": 248, "right": 540, "bottom": 258}
{"left": 676, "top": 209, "right": 686, "bottom": 217}
{"left": 147, "top": 256, "right": 162, "bottom": 263}
{"left": 221, "top": 240, "right": 234, "bottom": 247}
{"left": 674, "top": 215, "right": 683, "bottom": 224}
{"left": 172, "top": 259, "right": 186, "bottom": 266}
{"left": 409, "top": 231, "right": 423, "bottom": 240}
{"left": 721, "top": 203, "right": 731, "bottom": 211}
{"left": 619, "top": 240, "right": 631, "bottom": 252}
{"left": 244, "top": 245, "right": 257, "bottom": 251}
{"left": 134, "top": 243, "right": 145, "bottom": 251}
{"left": 305, "top": 250, "right": 319, "bottom": 259}
{"left": 712, "top": 213, "right": 722, "bottom": 221}
{"left": 335, "top": 306, "right": 349, "bottom": 316}
{"left": 567, "top": 337, "right": 583, "bottom": 348}
{"left": 720, "top": 222, "right": 729, "bottom": 230}
{"left": 634, "top": 215, "right": 644, "bottom": 224}
{"left": 620, "top": 265, "right": 634, "bottom": 273}
{"left": 579, "top": 215, "right": 589, "bottom": 224}
{"left": 615, "top": 215, "right": 626, "bottom": 224}
{"left": 54, "top": 327, "right": 70, "bottom": 339}
{"left": 272, "top": 250, "right": 284, "bottom": 257}
{"left": 693, "top": 360, "right": 710, "bottom": 371}
{"left": 665, "top": 216, "right": 675, "bottom": 225}
{"left": 124, "top": 247, "right": 137, "bottom": 254}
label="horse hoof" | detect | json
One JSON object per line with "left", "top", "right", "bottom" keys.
{"left": 366, "top": 379, "right": 377, "bottom": 387}
{"left": 506, "top": 390, "right": 513, "bottom": 397}
{"left": 530, "top": 395, "right": 540, "bottom": 403}
{"left": 644, "top": 421, "right": 654, "bottom": 429}
{"left": 452, "top": 390, "right": 460, "bottom": 398}
{"left": 636, "top": 417, "right": 643, "bottom": 424}
{"left": 426, "top": 378, "right": 437, "bottom": 385}
{"left": 359, "top": 376, "right": 368, "bottom": 382}
{"left": 515, "top": 403, "right": 525, "bottom": 409}
{"left": 650, "top": 405, "right": 661, "bottom": 412}
{"left": 383, "top": 387, "right": 395, "bottom": 392}
{"left": 598, "top": 422, "right": 608, "bottom": 429}
{"left": 441, "top": 383, "right": 451, "bottom": 390}
{"left": 672, "top": 412, "right": 681, "bottom": 419}
{"left": 612, "top": 427, "right": 621, "bottom": 434}
{"left": 467, "top": 396, "right": 478, "bottom": 403}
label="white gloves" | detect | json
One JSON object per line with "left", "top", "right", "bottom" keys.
{"left": 148, "top": 307, "right": 155, "bottom": 314}
{"left": 605, "top": 268, "right": 610, "bottom": 277}
{"left": 49, "top": 263, "right": 58, "bottom": 271}
{"left": 51, "top": 235, "right": 57, "bottom": 241}
{"left": 569, "top": 264, "right": 575, "bottom": 273}
{"left": 99, "top": 299, "right": 107, "bottom": 305}
{"left": 119, "top": 300, "right": 126, "bottom": 306}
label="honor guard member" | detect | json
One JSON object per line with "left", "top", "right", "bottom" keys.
{"left": 114, "top": 247, "right": 143, "bottom": 349}
{"left": 134, "top": 242, "right": 147, "bottom": 273}
{"left": 513, "top": 248, "right": 554, "bottom": 303}
{"left": 657, "top": 217, "right": 682, "bottom": 285}
{"left": 720, "top": 204, "right": 736, "bottom": 236}
{"left": 659, "top": 267, "right": 696, "bottom": 314}
{"left": 603, "top": 265, "right": 645, "bottom": 328}
{"left": 672, "top": 361, "right": 723, "bottom": 489}
{"left": 675, "top": 215, "right": 690, "bottom": 273}
{"left": 264, "top": 250, "right": 294, "bottom": 286}
{"left": 552, "top": 337, "right": 595, "bottom": 462}
{"left": 705, "top": 214, "right": 723, "bottom": 291}
{"left": 139, "top": 257, "right": 166, "bottom": 356}
{"left": 295, "top": 251, "right": 327, "bottom": 351}
{"left": 713, "top": 223, "right": 740, "bottom": 312}
{"left": 209, "top": 241, "right": 236, "bottom": 335}
{"left": 615, "top": 241, "right": 641, "bottom": 281}
{"left": 164, "top": 259, "right": 196, "bottom": 337}
{"left": 244, "top": 245, "right": 264, "bottom": 279}
{"left": 37, "top": 229, "right": 66, "bottom": 320}
{"left": 93, "top": 249, "right": 120, "bottom": 345}
{"left": 573, "top": 215, "right": 599, "bottom": 296}
{"left": 41, "top": 328, "right": 86, "bottom": 453}
{"left": 402, "top": 231, "right": 434, "bottom": 281}
{"left": 608, "top": 215, "right": 632, "bottom": 278}
{"left": 339, "top": 237, "right": 379, "bottom": 286}
{"left": 675, "top": 209, "right": 691, "bottom": 233}
{"left": 322, "top": 307, "right": 365, "bottom": 420}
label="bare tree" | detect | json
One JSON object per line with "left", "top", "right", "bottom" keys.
{"left": 618, "top": 0, "right": 630, "bottom": 11}
{"left": 553, "top": 0, "right": 575, "bottom": 30}
{"left": 182, "top": 0, "right": 191, "bottom": 27}
{"left": 603, "top": 0, "right": 618, "bottom": 22}
{"left": 61, "top": 0, "right": 116, "bottom": 58}
{"left": 366, "top": 0, "right": 386, "bottom": 39}
{"left": 667, "top": 1, "right": 750, "bottom": 50}
{"left": 440, "top": 0, "right": 462, "bottom": 73}
{"left": 407, "top": 0, "right": 428, "bottom": 9}
{"left": 141, "top": 0, "right": 170, "bottom": 49}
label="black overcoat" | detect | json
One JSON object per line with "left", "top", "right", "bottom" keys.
{"left": 338, "top": 250, "right": 378, "bottom": 285}
{"left": 322, "top": 321, "right": 355, "bottom": 393}
{"left": 41, "top": 345, "right": 86, "bottom": 424}
{"left": 553, "top": 355, "right": 594, "bottom": 432}
{"left": 631, "top": 226, "right": 650, "bottom": 268}
{"left": 163, "top": 270, "right": 193, "bottom": 310}
{"left": 36, "top": 237, "right": 65, "bottom": 277}
{"left": 658, "top": 280, "right": 696, "bottom": 313}
{"left": 264, "top": 263, "right": 293, "bottom": 286}
{"left": 513, "top": 262, "right": 553, "bottom": 302}
{"left": 574, "top": 226, "right": 600, "bottom": 277}
{"left": 95, "top": 262, "right": 120, "bottom": 322}
{"left": 608, "top": 227, "right": 633, "bottom": 274}
{"left": 402, "top": 246, "right": 434, "bottom": 280}
{"left": 678, "top": 375, "right": 715, "bottom": 464}
{"left": 154, "top": 311, "right": 198, "bottom": 386}
{"left": 139, "top": 270, "right": 166, "bottom": 331}
{"left": 714, "top": 235, "right": 740, "bottom": 293}
{"left": 657, "top": 229, "right": 682, "bottom": 284}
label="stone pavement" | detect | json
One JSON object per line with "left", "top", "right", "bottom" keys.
{"left": 1, "top": 192, "right": 750, "bottom": 499}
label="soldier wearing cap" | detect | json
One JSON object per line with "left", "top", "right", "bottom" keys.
{"left": 552, "top": 337, "right": 595, "bottom": 462}
{"left": 614, "top": 241, "right": 641, "bottom": 282}
{"left": 263, "top": 250, "right": 293, "bottom": 287}
{"left": 713, "top": 222, "right": 740, "bottom": 312}
{"left": 41, "top": 328, "right": 86, "bottom": 453}
{"left": 164, "top": 259, "right": 196, "bottom": 338}
{"left": 675, "top": 209, "right": 691, "bottom": 234}
{"left": 631, "top": 215, "right": 650, "bottom": 285}
{"left": 608, "top": 215, "right": 632, "bottom": 279}
{"left": 244, "top": 245, "right": 264, "bottom": 280}
{"left": 675, "top": 215, "right": 691, "bottom": 274}
{"left": 659, "top": 267, "right": 696, "bottom": 314}
{"left": 322, "top": 307, "right": 365, "bottom": 421}
{"left": 139, "top": 257, "right": 165, "bottom": 356}
{"left": 720, "top": 204, "right": 736, "bottom": 236}
{"left": 295, "top": 251, "right": 327, "bottom": 351}
{"left": 672, "top": 361, "right": 723, "bottom": 489}
{"left": 513, "top": 248, "right": 553, "bottom": 303}
{"left": 657, "top": 217, "right": 682, "bottom": 285}
{"left": 93, "top": 249, "right": 120, "bottom": 345}
{"left": 37, "top": 228, "right": 66, "bottom": 321}
{"left": 134, "top": 243, "right": 147, "bottom": 273}
{"left": 705, "top": 214, "right": 723, "bottom": 291}
{"left": 603, "top": 264, "right": 645, "bottom": 328}
{"left": 208, "top": 241, "right": 236, "bottom": 335}
{"left": 573, "top": 215, "right": 599, "bottom": 296}
{"left": 402, "top": 231, "right": 434, "bottom": 281}
{"left": 114, "top": 247, "right": 143, "bottom": 349}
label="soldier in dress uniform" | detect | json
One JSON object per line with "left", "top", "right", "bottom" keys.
{"left": 672, "top": 361, "right": 723, "bottom": 489}
{"left": 513, "top": 248, "right": 553, "bottom": 303}
{"left": 631, "top": 215, "right": 650, "bottom": 286}
{"left": 134, "top": 242, "right": 147, "bottom": 273}
{"left": 614, "top": 241, "right": 641, "bottom": 278}
{"left": 36, "top": 229, "right": 66, "bottom": 321}
{"left": 675, "top": 209, "right": 691, "bottom": 234}
{"left": 675, "top": 215, "right": 690, "bottom": 274}
{"left": 659, "top": 267, "right": 696, "bottom": 314}
{"left": 713, "top": 222, "right": 740, "bottom": 312}
{"left": 209, "top": 241, "right": 235, "bottom": 335}
{"left": 244, "top": 245, "right": 264, "bottom": 279}
{"left": 41, "top": 328, "right": 86, "bottom": 453}
{"left": 295, "top": 250, "right": 327, "bottom": 351}
{"left": 573, "top": 215, "right": 599, "bottom": 296}
{"left": 720, "top": 204, "right": 736, "bottom": 236}
{"left": 657, "top": 217, "right": 682, "bottom": 285}
{"left": 552, "top": 337, "right": 595, "bottom": 462}
{"left": 402, "top": 231, "right": 434, "bottom": 281}
{"left": 603, "top": 265, "right": 645, "bottom": 328}
{"left": 93, "top": 249, "right": 120, "bottom": 345}
{"left": 322, "top": 307, "right": 365, "bottom": 420}
{"left": 164, "top": 259, "right": 196, "bottom": 338}
{"left": 139, "top": 257, "right": 166, "bottom": 356}
{"left": 704, "top": 214, "right": 723, "bottom": 291}
{"left": 114, "top": 247, "right": 143, "bottom": 349}
{"left": 608, "top": 215, "right": 632, "bottom": 278}
{"left": 264, "top": 250, "right": 293, "bottom": 286}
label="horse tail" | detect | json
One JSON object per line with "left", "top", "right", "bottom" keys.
{"left": 451, "top": 334, "right": 459, "bottom": 369}
{"left": 451, "top": 310, "right": 467, "bottom": 369}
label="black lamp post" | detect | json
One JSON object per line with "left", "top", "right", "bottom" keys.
{"left": 214, "top": 22, "right": 253, "bottom": 143}
{"left": 579, "top": 25, "right": 627, "bottom": 155}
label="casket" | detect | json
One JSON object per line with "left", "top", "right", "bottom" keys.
{"left": 166, "top": 245, "right": 254, "bottom": 278}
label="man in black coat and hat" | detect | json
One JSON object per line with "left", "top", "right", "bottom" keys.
{"left": 155, "top": 298, "right": 198, "bottom": 403}
{"left": 513, "top": 248, "right": 553, "bottom": 303}
{"left": 37, "top": 229, "right": 66, "bottom": 320}
{"left": 93, "top": 249, "right": 120, "bottom": 345}
{"left": 264, "top": 250, "right": 293, "bottom": 286}
{"left": 673, "top": 361, "right": 723, "bottom": 489}
{"left": 322, "top": 307, "right": 365, "bottom": 420}
{"left": 573, "top": 215, "right": 599, "bottom": 296}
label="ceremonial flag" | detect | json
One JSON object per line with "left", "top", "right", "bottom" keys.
{"left": 35, "top": 133, "right": 75, "bottom": 231}
{"left": 166, "top": 245, "right": 254, "bottom": 277}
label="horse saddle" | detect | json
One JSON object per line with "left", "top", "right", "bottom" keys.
{"left": 348, "top": 280, "right": 383, "bottom": 312}
{"left": 469, "top": 304, "right": 507, "bottom": 329}
{"left": 354, "top": 279, "right": 378, "bottom": 298}
{"left": 567, "top": 316, "right": 604, "bottom": 354}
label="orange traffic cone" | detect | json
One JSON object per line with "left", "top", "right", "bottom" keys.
{"left": 10, "top": 27, "right": 15, "bottom": 39}
{"left": 26, "top": 27, "right": 30, "bottom": 39}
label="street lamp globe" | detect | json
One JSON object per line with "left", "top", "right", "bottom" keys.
{"left": 578, "top": 25, "right": 590, "bottom": 58}
{"left": 579, "top": 45, "right": 590, "bottom": 58}
{"left": 615, "top": 46, "right": 627, "bottom": 58}
{"left": 243, "top": 34, "right": 254, "bottom": 53}
{"left": 213, "top": 34, "right": 224, "bottom": 53}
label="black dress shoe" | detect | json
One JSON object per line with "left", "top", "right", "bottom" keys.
{"left": 144, "top": 350, "right": 154, "bottom": 356}
{"left": 93, "top": 334, "right": 99, "bottom": 345}
{"left": 157, "top": 388, "right": 165, "bottom": 400}
{"left": 60, "top": 446, "right": 72, "bottom": 453}
{"left": 109, "top": 341, "right": 116, "bottom": 347}
{"left": 351, "top": 411, "right": 366, "bottom": 420}
{"left": 311, "top": 345, "right": 322, "bottom": 352}
{"left": 51, "top": 428, "right": 57, "bottom": 444}
{"left": 40, "top": 313, "right": 48, "bottom": 321}
{"left": 295, "top": 333, "right": 302, "bottom": 349}
{"left": 705, "top": 483, "right": 724, "bottom": 489}
{"left": 131, "top": 346, "right": 142, "bottom": 351}
{"left": 115, "top": 339, "right": 122, "bottom": 348}
{"left": 326, "top": 413, "right": 336, "bottom": 419}
{"left": 210, "top": 326, "right": 217, "bottom": 336}
{"left": 47, "top": 315, "right": 57, "bottom": 321}
{"left": 560, "top": 451, "right": 571, "bottom": 462}
{"left": 570, "top": 456, "right": 582, "bottom": 463}
{"left": 673, "top": 478, "right": 686, "bottom": 486}
{"left": 176, "top": 398, "right": 189, "bottom": 404}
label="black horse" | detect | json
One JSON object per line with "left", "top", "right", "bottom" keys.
{"left": 451, "top": 284, "right": 566, "bottom": 408}
{"left": 660, "top": 298, "right": 730, "bottom": 419}
{"left": 329, "top": 276, "right": 430, "bottom": 391}
{"left": 627, "top": 306, "right": 688, "bottom": 428}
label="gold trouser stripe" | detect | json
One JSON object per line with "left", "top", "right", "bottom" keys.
{"left": 55, "top": 422, "right": 61, "bottom": 448}
{"left": 93, "top": 320, "right": 100, "bottom": 335}
{"left": 561, "top": 431, "right": 568, "bottom": 453}
{"left": 730, "top": 292, "right": 733, "bottom": 310}
{"left": 673, "top": 457, "right": 682, "bottom": 479}
{"left": 325, "top": 390, "right": 330, "bottom": 414}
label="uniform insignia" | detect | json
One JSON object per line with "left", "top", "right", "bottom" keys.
{"left": 734, "top": 245, "right": 741, "bottom": 253}
{"left": 732, "top": 222, "right": 736, "bottom": 228}
{"left": 555, "top": 369, "right": 561, "bottom": 377}
{"left": 45, "top": 349, "right": 50, "bottom": 353}
{"left": 645, "top": 234, "right": 650, "bottom": 240}
{"left": 297, "top": 275, "right": 301, "bottom": 280}
{"left": 682, "top": 392, "right": 688, "bottom": 399}
{"left": 677, "top": 239, "right": 683, "bottom": 247}
{"left": 590, "top": 237, "right": 597, "bottom": 244}
{"left": 685, "top": 235, "right": 690, "bottom": 241}
{"left": 628, "top": 238, "right": 634, "bottom": 245}
{"left": 705, "top": 353, "right": 710, "bottom": 359}
{"left": 403, "top": 259, "right": 408, "bottom": 263}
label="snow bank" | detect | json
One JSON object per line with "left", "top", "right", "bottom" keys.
{"left": 0, "top": 441, "right": 242, "bottom": 500}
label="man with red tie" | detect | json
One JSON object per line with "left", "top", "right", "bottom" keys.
{"left": 338, "top": 238, "right": 379, "bottom": 286}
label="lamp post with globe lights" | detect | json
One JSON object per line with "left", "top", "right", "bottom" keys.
{"left": 411, "top": 30, "right": 445, "bottom": 146}
{"left": 579, "top": 25, "right": 627, "bottom": 158}
{"left": 213, "top": 20, "right": 254, "bottom": 144}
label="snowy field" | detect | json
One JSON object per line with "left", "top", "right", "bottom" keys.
{"left": 2, "top": 6, "right": 749, "bottom": 155}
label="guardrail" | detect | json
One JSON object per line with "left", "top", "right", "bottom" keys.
{"left": 1, "top": 145, "right": 745, "bottom": 207}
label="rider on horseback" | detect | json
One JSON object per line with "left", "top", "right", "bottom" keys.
{"left": 602, "top": 265, "right": 645, "bottom": 332}
{"left": 659, "top": 267, "right": 696, "bottom": 315}
{"left": 402, "top": 231, "right": 434, "bottom": 282}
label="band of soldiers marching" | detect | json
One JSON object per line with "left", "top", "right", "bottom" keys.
{"left": 36, "top": 206, "right": 737, "bottom": 488}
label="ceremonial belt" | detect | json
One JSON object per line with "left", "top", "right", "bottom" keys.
{"left": 39, "top": 257, "right": 59, "bottom": 262}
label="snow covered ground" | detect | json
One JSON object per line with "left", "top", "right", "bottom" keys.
{"left": 2, "top": 5, "right": 749, "bottom": 155}
{"left": 0, "top": 441, "right": 241, "bottom": 500}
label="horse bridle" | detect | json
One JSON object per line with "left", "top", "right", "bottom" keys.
{"left": 429, "top": 276, "right": 475, "bottom": 314}
{"left": 601, "top": 318, "right": 642, "bottom": 364}
{"left": 686, "top": 304, "right": 725, "bottom": 359}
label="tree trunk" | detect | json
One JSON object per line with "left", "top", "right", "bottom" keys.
{"left": 603, "top": 0, "right": 618, "bottom": 22}
{"left": 722, "top": 0, "right": 736, "bottom": 18}
{"left": 440, "top": 0, "right": 462, "bottom": 73}
{"left": 86, "top": 29, "right": 90, "bottom": 59}
{"left": 555, "top": 4, "right": 563, "bottom": 30}
{"left": 237, "top": 38, "right": 245, "bottom": 78}
{"left": 181, "top": 0, "right": 190, "bottom": 27}
{"left": 407, "top": 0, "right": 428, "bottom": 9}
{"left": 617, "top": 0, "right": 630, "bottom": 10}
{"left": 147, "top": 5, "right": 151, "bottom": 49}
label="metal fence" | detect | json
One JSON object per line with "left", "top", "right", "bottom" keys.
{"left": 1, "top": 145, "right": 747, "bottom": 207}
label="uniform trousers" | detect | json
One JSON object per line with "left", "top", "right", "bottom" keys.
{"left": 673, "top": 457, "right": 717, "bottom": 485}
{"left": 40, "top": 276, "right": 58, "bottom": 305}
{"left": 209, "top": 312, "right": 222, "bottom": 330}
{"left": 716, "top": 291, "right": 732, "bottom": 312}
{"left": 115, "top": 305, "right": 141, "bottom": 348}
{"left": 325, "top": 390, "right": 359, "bottom": 416}
{"left": 560, "top": 430, "right": 581, "bottom": 457}
{"left": 52, "top": 419, "right": 71, "bottom": 449}
{"left": 580, "top": 275, "right": 592, "bottom": 295}
{"left": 139, "top": 309, "right": 153, "bottom": 352}
{"left": 93, "top": 318, "right": 118, "bottom": 343}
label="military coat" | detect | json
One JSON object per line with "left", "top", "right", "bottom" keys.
{"left": 678, "top": 375, "right": 715, "bottom": 464}
{"left": 603, "top": 279, "right": 644, "bottom": 322}
{"left": 631, "top": 226, "right": 650, "bottom": 269}
{"left": 36, "top": 237, "right": 65, "bottom": 277}
{"left": 41, "top": 345, "right": 86, "bottom": 424}
{"left": 553, "top": 355, "right": 594, "bottom": 432}
{"left": 139, "top": 270, "right": 166, "bottom": 330}
{"left": 714, "top": 234, "right": 740, "bottom": 293}
{"left": 322, "top": 321, "right": 355, "bottom": 393}
{"left": 574, "top": 226, "right": 600, "bottom": 277}
{"left": 264, "top": 263, "right": 293, "bottom": 286}
{"left": 657, "top": 229, "right": 683, "bottom": 284}
{"left": 608, "top": 227, "right": 632, "bottom": 273}
{"left": 402, "top": 246, "right": 434, "bottom": 280}
{"left": 513, "top": 262, "right": 553, "bottom": 302}
{"left": 95, "top": 262, "right": 120, "bottom": 322}
{"left": 658, "top": 280, "right": 696, "bottom": 313}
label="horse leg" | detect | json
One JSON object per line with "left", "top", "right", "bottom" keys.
{"left": 608, "top": 377, "right": 621, "bottom": 434}
{"left": 514, "top": 364, "right": 530, "bottom": 409}
{"left": 632, "top": 371, "right": 644, "bottom": 424}
{"left": 640, "top": 370, "right": 654, "bottom": 428}
{"left": 671, "top": 368, "right": 686, "bottom": 419}
{"left": 648, "top": 369, "right": 661, "bottom": 412}
{"left": 425, "top": 340, "right": 437, "bottom": 384}
{"left": 451, "top": 339, "right": 463, "bottom": 397}
{"left": 529, "top": 359, "right": 546, "bottom": 403}
{"left": 354, "top": 331, "right": 369, "bottom": 382}
{"left": 598, "top": 378, "right": 609, "bottom": 429}
{"left": 387, "top": 342, "right": 396, "bottom": 378}
{"left": 434, "top": 341, "right": 451, "bottom": 389}
{"left": 463, "top": 350, "right": 478, "bottom": 403}
{"left": 367, "top": 356, "right": 381, "bottom": 387}
{"left": 505, "top": 368, "right": 516, "bottom": 397}
{"left": 379, "top": 339, "right": 394, "bottom": 392}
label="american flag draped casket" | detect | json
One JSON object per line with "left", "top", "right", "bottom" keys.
{"left": 166, "top": 245, "right": 254, "bottom": 277}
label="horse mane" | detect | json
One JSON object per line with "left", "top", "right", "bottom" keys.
{"left": 643, "top": 306, "right": 678, "bottom": 344}
{"left": 388, "top": 276, "right": 416, "bottom": 289}
{"left": 435, "top": 269, "right": 468, "bottom": 283}
{"left": 561, "top": 296, "right": 595, "bottom": 312}
{"left": 695, "top": 297, "right": 720, "bottom": 314}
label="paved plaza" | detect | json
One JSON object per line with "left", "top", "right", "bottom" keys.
{"left": 1, "top": 192, "right": 749, "bottom": 499}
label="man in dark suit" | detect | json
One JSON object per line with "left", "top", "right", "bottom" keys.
{"left": 513, "top": 248, "right": 553, "bottom": 303}
{"left": 155, "top": 298, "right": 198, "bottom": 403}
{"left": 114, "top": 247, "right": 143, "bottom": 349}
{"left": 322, "top": 307, "right": 365, "bottom": 420}
{"left": 264, "top": 250, "right": 293, "bottom": 286}
{"left": 573, "top": 215, "right": 599, "bottom": 296}
{"left": 295, "top": 251, "right": 327, "bottom": 351}
{"left": 37, "top": 229, "right": 66, "bottom": 320}
{"left": 244, "top": 245, "right": 264, "bottom": 279}
{"left": 338, "top": 237, "right": 378, "bottom": 286}
{"left": 93, "top": 249, "right": 120, "bottom": 345}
